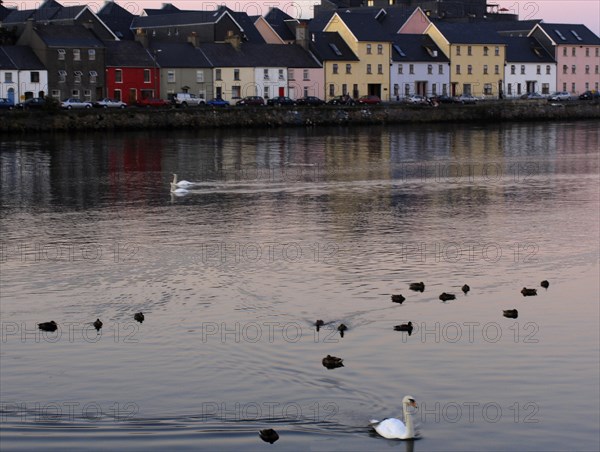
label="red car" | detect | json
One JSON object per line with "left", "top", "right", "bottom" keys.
{"left": 357, "top": 95, "right": 382, "bottom": 105}
{"left": 137, "top": 98, "right": 170, "bottom": 108}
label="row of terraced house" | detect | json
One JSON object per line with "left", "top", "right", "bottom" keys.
{"left": 0, "top": 0, "right": 599, "bottom": 105}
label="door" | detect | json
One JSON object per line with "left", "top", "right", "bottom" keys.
{"left": 278, "top": 87, "right": 285, "bottom": 97}
{"left": 7, "top": 88, "right": 15, "bottom": 105}
{"left": 129, "top": 88, "right": 137, "bottom": 103}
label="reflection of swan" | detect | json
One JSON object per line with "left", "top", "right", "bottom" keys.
{"left": 371, "top": 396, "right": 418, "bottom": 439}
{"left": 172, "top": 173, "right": 194, "bottom": 188}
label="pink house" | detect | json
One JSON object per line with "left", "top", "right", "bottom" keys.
{"left": 530, "top": 23, "right": 600, "bottom": 94}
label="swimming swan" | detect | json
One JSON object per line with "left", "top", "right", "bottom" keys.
{"left": 370, "top": 396, "right": 418, "bottom": 440}
{"left": 172, "top": 174, "right": 194, "bottom": 188}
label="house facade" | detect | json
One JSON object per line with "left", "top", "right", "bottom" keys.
{"left": 0, "top": 45, "right": 48, "bottom": 103}
{"left": 503, "top": 37, "right": 556, "bottom": 97}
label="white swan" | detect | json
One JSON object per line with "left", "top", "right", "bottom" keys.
{"left": 172, "top": 173, "right": 194, "bottom": 188}
{"left": 370, "top": 395, "right": 418, "bottom": 439}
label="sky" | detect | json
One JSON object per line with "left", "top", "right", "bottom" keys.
{"left": 4, "top": 1, "right": 599, "bottom": 36}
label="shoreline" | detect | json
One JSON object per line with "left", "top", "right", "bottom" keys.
{"left": 2, "top": 100, "right": 599, "bottom": 133}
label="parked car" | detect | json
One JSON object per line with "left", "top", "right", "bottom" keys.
{"left": 206, "top": 98, "right": 230, "bottom": 107}
{"left": 16, "top": 97, "right": 46, "bottom": 110}
{"left": 327, "top": 95, "right": 355, "bottom": 106}
{"left": 267, "top": 96, "right": 296, "bottom": 106}
{"left": 579, "top": 90, "right": 600, "bottom": 100}
{"left": 173, "top": 92, "right": 205, "bottom": 107}
{"left": 547, "top": 91, "right": 571, "bottom": 101}
{"left": 520, "top": 92, "right": 545, "bottom": 100}
{"left": 357, "top": 95, "right": 382, "bottom": 105}
{"left": 236, "top": 96, "right": 264, "bottom": 106}
{"left": 295, "top": 96, "right": 325, "bottom": 106}
{"left": 404, "top": 94, "right": 427, "bottom": 104}
{"left": 61, "top": 98, "right": 92, "bottom": 109}
{"left": 138, "top": 98, "right": 170, "bottom": 108}
{"left": 431, "top": 95, "right": 454, "bottom": 104}
{"left": 454, "top": 94, "right": 478, "bottom": 104}
{"left": 94, "top": 98, "right": 127, "bottom": 109}
{"left": 0, "top": 98, "right": 15, "bottom": 110}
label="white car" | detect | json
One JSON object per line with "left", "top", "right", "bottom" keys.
{"left": 405, "top": 95, "right": 427, "bottom": 104}
{"left": 61, "top": 98, "right": 92, "bottom": 109}
{"left": 94, "top": 98, "right": 127, "bottom": 109}
{"left": 547, "top": 91, "right": 571, "bottom": 101}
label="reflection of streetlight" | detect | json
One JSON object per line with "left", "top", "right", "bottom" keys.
{"left": 153, "top": 49, "right": 162, "bottom": 98}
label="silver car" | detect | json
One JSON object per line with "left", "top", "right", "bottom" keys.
{"left": 61, "top": 98, "right": 93, "bottom": 109}
{"left": 94, "top": 98, "right": 127, "bottom": 109}
{"left": 547, "top": 91, "right": 571, "bottom": 101}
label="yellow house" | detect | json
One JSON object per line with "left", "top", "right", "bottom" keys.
{"left": 323, "top": 12, "right": 392, "bottom": 101}
{"left": 425, "top": 22, "right": 506, "bottom": 98}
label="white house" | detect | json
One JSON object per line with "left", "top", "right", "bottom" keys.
{"left": 0, "top": 46, "right": 48, "bottom": 104}
{"left": 503, "top": 37, "right": 556, "bottom": 97}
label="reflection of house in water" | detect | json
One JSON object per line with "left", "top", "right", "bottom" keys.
{"left": 0, "top": 146, "right": 52, "bottom": 208}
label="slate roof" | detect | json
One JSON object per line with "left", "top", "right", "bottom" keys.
{"left": 197, "top": 43, "right": 321, "bottom": 68}
{"left": 0, "top": 45, "right": 46, "bottom": 69}
{"left": 265, "top": 8, "right": 298, "bottom": 41}
{"left": 0, "top": 5, "right": 14, "bottom": 21}
{"left": 502, "top": 36, "right": 555, "bottom": 63}
{"left": 34, "top": 23, "right": 104, "bottom": 48}
{"left": 431, "top": 21, "right": 507, "bottom": 44}
{"left": 98, "top": 1, "right": 135, "bottom": 40}
{"left": 2, "top": 0, "right": 86, "bottom": 24}
{"left": 309, "top": 5, "right": 414, "bottom": 36}
{"left": 534, "top": 23, "right": 600, "bottom": 45}
{"left": 143, "top": 4, "right": 182, "bottom": 16}
{"left": 390, "top": 34, "right": 449, "bottom": 62}
{"left": 104, "top": 40, "right": 155, "bottom": 67}
{"left": 475, "top": 19, "right": 541, "bottom": 35}
{"left": 149, "top": 41, "right": 212, "bottom": 68}
{"left": 309, "top": 31, "right": 359, "bottom": 62}
{"left": 313, "top": 10, "right": 393, "bottom": 42}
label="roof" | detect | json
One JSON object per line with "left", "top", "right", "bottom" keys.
{"left": 0, "top": 5, "right": 14, "bottom": 21}
{"left": 533, "top": 23, "right": 600, "bottom": 45}
{"left": 309, "top": 31, "right": 359, "bottom": 62}
{"left": 431, "top": 21, "right": 507, "bottom": 45}
{"left": 503, "top": 36, "right": 555, "bottom": 62}
{"left": 104, "top": 40, "right": 155, "bottom": 67}
{"left": 475, "top": 19, "right": 541, "bottom": 36}
{"left": 390, "top": 34, "right": 449, "bottom": 62}
{"left": 149, "top": 41, "right": 212, "bottom": 68}
{"left": 265, "top": 7, "right": 298, "bottom": 41}
{"left": 2, "top": 1, "right": 87, "bottom": 24}
{"left": 0, "top": 45, "right": 46, "bottom": 70}
{"left": 34, "top": 23, "right": 104, "bottom": 48}
{"left": 310, "top": 5, "right": 414, "bottom": 36}
{"left": 198, "top": 42, "right": 321, "bottom": 68}
{"left": 325, "top": 10, "right": 391, "bottom": 41}
{"left": 97, "top": 1, "right": 135, "bottom": 40}
{"left": 143, "top": 4, "right": 182, "bottom": 16}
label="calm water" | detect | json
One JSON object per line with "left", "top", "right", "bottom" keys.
{"left": 1, "top": 122, "right": 599, "bottom": 451}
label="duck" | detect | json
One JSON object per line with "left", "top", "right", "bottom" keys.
{"left": 322, "top": 355, "right": 344, "bottom": 369}
{"left": 93, "top": 319, "right": 103, "bottom": 331}
{"left": 370, "top": 395, "right": 418, "bottom": 440}
{"left": 394, "top": 322, "right": 413, "bottom": 335}
{"left": 503, "top": 309, "right": 518, "bottom": 319}
{"left": 540, "top": 280, "right": 549, "bottom": 289}
{"left": 337, "top": 323, "right": 347, "bottom": 338}
{"left": 38, "top": 321, "right": 57, "bottom": 332}
{"left": 134, "top": 312, "right": 145, "bottom": 323}
{"left": 315, "top": 320, "right": 325, "bottom": 331}
{"left": 391, "top": 294, "right": 405, "bottom": 304}
{"left": 172, "top": 173, "right": 193, "bottom": 188}
{"left": 462, "top": 284, "right": 470, "bottom": 294}
{"left": 409, "top": 282, "right": 425, "bottom": 292}
{"left": 521, "top": 287, "right": 537, "bottom": 297}
{"left": 439, "top": 292, "right": 456, "bottom": 302}
{"left": 258, "top": 428, "right": 279, "bottom": 444}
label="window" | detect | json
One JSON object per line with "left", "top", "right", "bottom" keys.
{"left": 367, "top": 64, "right": 372, "bottom": 74}
{"left": 467, "top": 46, "right": 472, "bottom": 56}
{"left": 89, "top": 71, "right": 97, "bottom": 83}
{"left": 483, "top": 65, "right": 488, "bottom": 74}
{"left": 232, "top": 86, "right": 241, "bottom": 98}
{"left": 393, "top": 84, "right": 399, "bottom": 96}
{"left": 377, "top": 44, "right": 383, "bottom": 55}
{"left": 278, "top": 69, "right": 284, "bottom": 80}
{"left": 234, "top": 69, "right": 240, "bottom": 81}
{"left": 404, "top": 84, "right": 410, "bottom": 96}
{"left": 536, "top": 65, "right": 541, "bottom": 75}
{"left": 438, "top": 64, "right": 443, "bottom": 75}
{"left": 546, "top": 65, "right": 551, "bottom": 75}
{"left": 303, "top": 69, "right": 309, "bottom": 81}
{"left": 88, "top": 49, "right": 95, "bottom": 61}
{"left": 507, "top": 83, "right": 512, "bottom": 95}
{"left": 510, "top": 65, "right": 515, "bottom": 75}
{"left": 51, "top": 89, "right": 60, "bottom": 99}
{"left": 483, "top": 83, "right": 492, "bottom": 95}
{"left": 571, "top": 82, "right": 575, "bottom": 92}
{"left": 264, "top": 86, "right": 269, "bottom": 98}
{"left": 216, "top": 69, "right": 222, "bottom": 81}
{"left": 58, "top": 70, "right": 67, "bottom": 82}
{"left": 572, "top": 47, "right": 576, "bottom": 56}
{"left": 520, "top": 65, "right": 525, "bottom": 75}
{"left": 167, "top": 70, "right": 175, "bottom": 83}
{"left": 398, "top": 64, "right": 403, "bottom": 74}
{"left": 30, "top": 72, "right": 40, "bottom": 83}
{"left": 377, "top": 64, "right": 383, "bottom": 74}
{"left": 494, "top": 65, "right": 499, "bottom": 75}
{"left": 456, "top": 65, "right": 461, "bottom": 75}
{"left": 303, "top": 86, "right": 309, "bottom": 97}
{"left": 342, "top": 83, "right": 347, "bottom": 95}
{"left": 74, "top": 71, "right": 82, "bottom": 83}
{"left": 73, "top": 49, "right": 80, "bottom": 61}
{"left": 115, "top": 69, "right": 122, "bottom": 83}
{"left": 585, "top": 48, "right": 590, "bottom": 57}
{"left": 328, "top": 43, "right": 342, "bottom": 56}
{"left": 289, "top": 69, "right": 295, "bottom": 80}
{"left": 585, "top": 82, "right": 589, "bottom": 90}
{"left": 83, "top": 89, "right": 91, "bottom": 101}
{"left": 332, "top": 63, "right": 338, "bottom": 74}
{"left": 263, "top": 69, "right": 269, "bottom": 80}
{"left": 585, "top": 65, "right": 590, "bottom": 74}
{"left": 346, "top": 64, "right": 352, "bottom": 74}
{"left": 456, "top": 46, "right": 461, "bottom": 56}
{"left": 483, "top": 46, "right": 488, "bottom": 56}
{"left": 495, "top": 46, "right": 500, "bottom": 56}
{"left": 467, "top": 65, "right": 472, "bottom": 75}
{"left": 58, "top": 49, "right": 66, "bottom": 60}
{"left": 562, "top": 47, "right": 567, "bottom": 56}
{"left": 4, "top": 72, "right": 13, "bottom": 83}
{"left": 329, "top": 84, "right": 335, "bottom": 96}
{"left": 562, "top": 82, "right": 567, "bottom": 91}
{"left": 517, "top": 83, "right": 522, "bottom": 95}
{"left": 427, "top": 64, "right": 432, "bottom": 75}
{"left": 409, "top": 64, "right": 414, "bottom": 74}
{"left": 563, "top": 64, "right": 568, "bottom": 74}
{"left": 432, "top": 83, "right": 437, "bottom": 95}
{"left": 144, "top": 69, "right": 151, "bottom": 83}
{"left": 572, "top": 65, "right": 576, "bottom": 74}
{"left": 596, "top": 65, "right": 599, "bottom": 74}
{"left": 597, "top": 48, "right": 600, "bottom": 57}
{"left": 71, "top": 89, "right": 80, "bottom": 98}
{"left": 541, "top": 83, "right": 549, "bottom": 94}
{"left": 366, "top": 44, "right": 372, "bottom": 54}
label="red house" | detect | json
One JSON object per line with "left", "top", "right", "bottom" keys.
{"left": 104, "top": 40, "right": 159, "bottom": 103}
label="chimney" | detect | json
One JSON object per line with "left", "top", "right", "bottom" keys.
{"left": 224, "top": 30, "right": 242, "bottom": 51}
{"left": 187, "top": 31, "right": 199, "bottom": 48}
{"left": 295, "top": 22, "right": 309, "bottom": 50}
{"left": 134, "top": 28, "right": 149, "bottom": 49}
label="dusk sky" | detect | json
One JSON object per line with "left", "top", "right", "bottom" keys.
{"left": 4, "top": 1, "right": 600, "bottom": 35}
